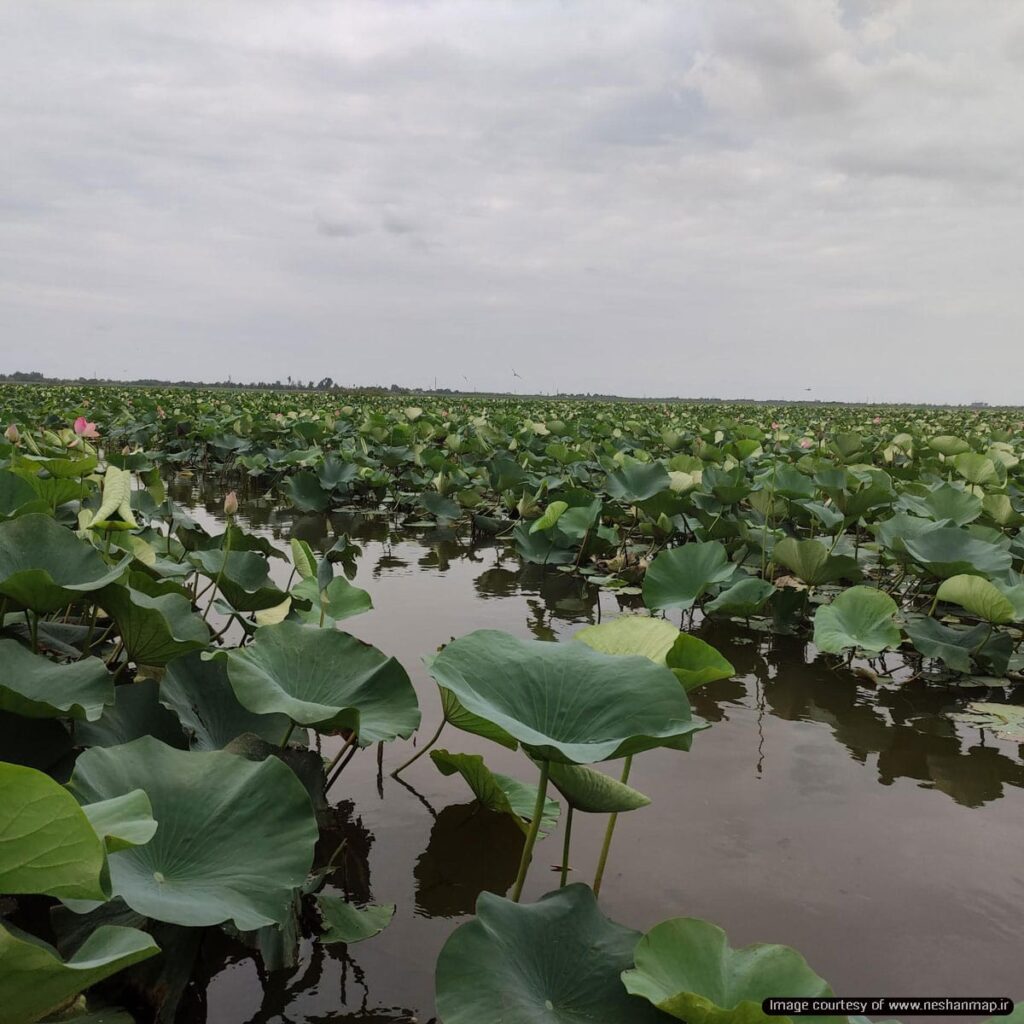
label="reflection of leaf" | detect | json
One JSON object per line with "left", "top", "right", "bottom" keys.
{"left": 949, "top": 703, "right": 1024, "bottom": 742}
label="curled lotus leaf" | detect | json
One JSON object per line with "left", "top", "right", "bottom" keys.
{"left": 426, "top": 630, "right": 707, "bottom": 765}
{"left": 224, "top": 621, "right": 420, "bottom": 744}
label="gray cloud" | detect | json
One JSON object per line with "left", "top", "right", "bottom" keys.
{"left": 1, "top": 0, "right": 1022, "bottom": 402}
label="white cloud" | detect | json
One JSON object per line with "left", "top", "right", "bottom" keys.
{"left": 0, "top": 0, "right": 1022, "bottom": 401}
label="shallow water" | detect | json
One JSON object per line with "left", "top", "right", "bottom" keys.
{"left": 171, "top": 479, "right": 1024, "bottom": 1024}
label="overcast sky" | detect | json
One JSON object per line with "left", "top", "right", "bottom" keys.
{"left": 2, "top": 2, "right": 1023, "bottom": 402}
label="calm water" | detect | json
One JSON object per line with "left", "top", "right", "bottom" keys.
{"left": 170, "top": 478, "right": 1024, "bottom": 1024}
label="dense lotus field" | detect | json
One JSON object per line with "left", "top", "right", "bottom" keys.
{"left": 0, "top": 383, "right": 1022, "bottom": 1023}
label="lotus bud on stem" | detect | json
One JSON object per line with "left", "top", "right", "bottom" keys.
{"left": 4, "top": 423, "right": 19, "bottom": 444}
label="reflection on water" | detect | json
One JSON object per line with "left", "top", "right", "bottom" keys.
{"left": 166, "top": 476, "right": 1024, "bottom": 1023}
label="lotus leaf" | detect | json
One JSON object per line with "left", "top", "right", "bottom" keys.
{"left": 902, "top": 528, "right": 1012, "bottom": 579}
{"left": 949, "top": 702, "right": 1024, "bottom": 743}
{"left": 643, "top": 542, "right": 735, "bottom": 611}
{"left": 68, "top": 736, "right": 318, "bottom": 929}
{"left": 187, "top": 548, "right": 288, "bottom": 612}
{"left": 0, "top": 762, "right": 108, "bottom": 900}
{"left": 622, "top": 917, "right": 833, "bottom": 1024}
{"left": 81, "top": 791, "right": 158, "bottom": 853}
{"left": 0, "top": 923, "right": 158, "bottom": 1024}
{"left": 936, "top": 574, "right": 1016, "bottom": 624}
{"left": 665, "top": 634, "right": 736, "bottom": 690}
{"left": 89, "top": 467, "right": 138, "bottom": 531}
{"left": 0, "top": 640, "right": 112, "bottom": 721}
{"left": 224, "top": 621, "right": 420, "bottom": 744}
{"left": 546, "top": 761, "right": 651, "bottom": 813}
{"left": 426, "top": 630, "right": 706, "bottom": 764}
{"left": 291, "top": 573, "right": 372, "bottom": 624}
{"left": 430, "top": 749, "right": 559, "bottom": 834}
{"left": 435, "top": 884, "right": 666, "bottom": 1024}
{"left": 771, "top": 538, "right": 860, "bottom": 587}
{"left": 0, "top": 514, "right": 130, "bottom": 612}
{"left": 575, "top": 616, "right": 679, "bottom": 663}
{"left": 317, "top": 896, "right": 395, "bottom": 945}
{"left": 705, "top": 578, "right": 776, "bottom": 617}
{"left": 812, "top": 586, "right": 901, "bottom": 654}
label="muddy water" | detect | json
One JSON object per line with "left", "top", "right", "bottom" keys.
{"left": 172, "top": 480, "right": 1024, "bottom": 1024}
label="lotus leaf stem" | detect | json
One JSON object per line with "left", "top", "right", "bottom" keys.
{"left": 511, "top": 758, "right": 550, "bottom": 903}
{"left": 592, "top": 754, "right": 632, "bottom": 897}
{"left": 390, "top": 717, "right": 446, "bottom": 778}
{"left": 559, "top": 805, "right": 574, "bottom": 888}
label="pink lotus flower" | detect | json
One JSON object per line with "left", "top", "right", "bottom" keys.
{"left": 799, "top": 438, "right": 813, "bottom": 449}
{"left": 873, "top": 416, "right": 881, "bottom": 424}
{"left": 73, "top": 416, "right": 99, "bottom": 439}
{"left": 771, "top": 421, "right": 781, "bottom": 430}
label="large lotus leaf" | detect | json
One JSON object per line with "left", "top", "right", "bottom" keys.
{"left": 512, "top": 521, "right": 575, "bottom": 566}
{"left": 316, "top": 896, "right": 395, "bottom": 945}
{"left": 426, "top": 630, "right": 706, "bottom": 764}
{"left": 575, "top": 616, "right": 679, "bottom": 663}
{"left": 908, "top": 483, "right": 982, "bottom": 526}
{"left": 0, "top": 922, "right": 158, "bottom": 1024}
{"left": 186, "top": 548, "right": 287, "bottom": 612}
{"left": 872, "top": 514, "right": 946, "bottom": 555}
{"left": 705, "top": 578, "right": 776, "bottom": 618}
{"left": 812, "top": 586, "right": 901, "bottom": 654}
{"left": 161, "top": 651, "right": 296, "bottom": 750}
{"left": 936, "top": 574, "right": 1016, "bottom": 624}
{"left": 949, "top": 702, "right": 1024, "bottom": 743}
{"left": 0, "top": 469, "right": 48, "bottom": 518}
{"left": 0, "top": 762, "right": 107, "bottom": 900}
{"left": 643, "top": 542, "right": 735, "bottom": 611}
{"left": 224, "top": 621, "right": 420, "bottom": 744}
{"left": 771, "top": 538, "right": 860, "bottom": 587}
{"left": 0, "top": 640, "right": 112, "bottom": 721}
{"left": 435, "top": 884, "right": 666, "bottom": 1024}
{"left": 0, "top": 514, "right": 130, "bottom": 613}
{"left": 291, "top": 574, "right": 372, "bottom": 624}
{"left": 902, "top": 528, "right": 1012, "bottom": 579}
{"left": 430, "top": 749, "right": 559, "bottom": 834}
{"left": 621, "top": 917, "right": 832, "bottom": 1024}
{"left": 282, "top": 470, "right": 330, "bottom": 512}
{"left": 546, "top": 761, "right": 651, "bottom": 813}
{"left": 68, "top": 736, "right": 318, "bottom": 930}
{"left": 951, "top": 451, "right": 999, "bottom": 486}
{"left": 665, "top": 634, "right": 736, "bottom": 690}
{"left": 81, "top": 791, "right": 158, "bottom": 853}
{"left": 606, "top": 459, "right": 671, "bottom": 503}
{"left": 928, "top": 434, "right": 970, "bottom": 456}
{"left": 98, "top": 573, "right": 209, "bottom": 667}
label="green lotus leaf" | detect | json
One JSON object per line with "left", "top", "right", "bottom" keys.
{"left": 430, "top": 749, "right": 559, "bottom": 835}
{"left": 316, "top": 896, "right": 395, "bottom": 945}
{"left": 438, "top": 684, "right": 519, "bottom": 750}
{"left": 435, "top": 883, "right": 664, "bottom": 1024}
{"left": 186, "top": 548, "right": 288, "bottom": 612}
{"left": 705, "top": 577, "right": 776, "bottom": 618}
{"left": 529, "top": 500, "right": 569, "bottom": 534}
{"left": 282, "top": 470, "right": 330, "bottom": 512}
{"left": 89, "top": 467, "right": 138, "bottom": 531}
{"left": 289, "top": 537, "right": 317, "bottom": 579}
{"left": 546, "top": 761, "right": 651, "bottom": 813}
{"left": 0, "top": 514, "right": 130, "bottom": 613}
{"left": 936, "top": 574, "right": 1016, "bottom": 624}
{"left": 75, "top": 679, "right": 188, "bottom": 751}
{"left": 902, "top": 528, "right": 1012, "bottom": 580}
{"left": 0, "top": 922, "right": 158, "bottom": 1024}
{"left": 81, "top": 791, "right": 158, "bottom": 853}
{"left": 0, "top": 640, "right": 112, "bottom": 721}
{"left": 951, "top": 451, "right": 998, "bottom": 486}
{"left": 161, "top": 651, "right": 297, "bottom": 750}
{"left": 0, "top": 469, "right": 48, "bottom": 518}
{"left": 643, "top": 542, "right": 735, "bottom": 611}
{"left": 224, "top": 621, "right": 420, "bottom": 744}
{"left": 905, "top": 616, "right": 1006, "bottom": 674}
{"left": 621, "top": 917, "right": 833, "bottom": 1024}
{"left": 665, "top": 634, "right": 736, "bottom": 690}
{"left": 812, "top": 586, "right": 901, "bottom": 654}
{"left": 98, "top": 573, "right": 209, "bottom": 667}
{"left": 872, "top": 513, "right": 945, "bottom": 556}
{"left": 68, "top": 736, "right": 318, "bottom": 929}
{"left": 426, "top": 630, "right": 707, "bottom": 764}
{"left": 928, "top": 434, "right": 970, "bottom": 456}
{"left": 291, "top": 574, "right": 372, "bottom": 624}
{"left": 0, "top": 762, "right": 108, "bottom": 900}
{"left": 771, "top": 538, "right": 861, "bottom": 586}
{"left": 949, "top": 702, "right": 1024, "bottom": 742}
{"left": 575, "top": 616, "right": 679, "bottom": 663}
{"left": 606, "top": 458, "right": 670, "bottom": 503}
{"left": 511, "top": 521, "right": 576, "bottom": 565}
{"left": 912, "top": 483, "right": 981, "bottom": 526}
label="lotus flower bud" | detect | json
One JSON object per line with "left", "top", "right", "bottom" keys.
{"left": 223, "top": 490, "right": 238, "bottom": 517}
{"left": 121, "top": 445, "right": 132, "bottom": 455}
{"left": 4, "top": 423, "right": 19, "bottom": 444}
